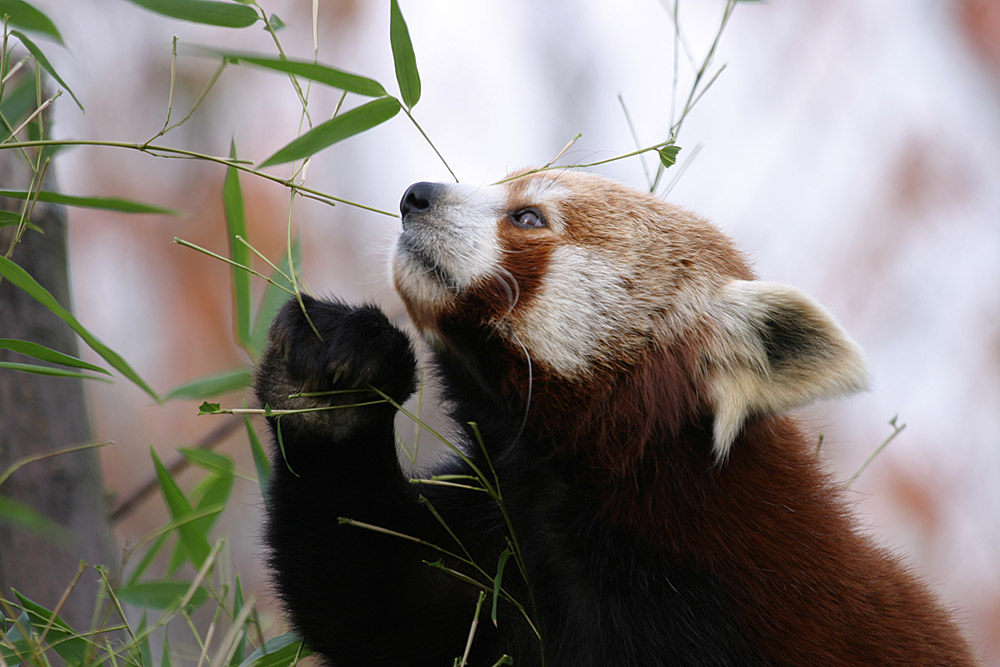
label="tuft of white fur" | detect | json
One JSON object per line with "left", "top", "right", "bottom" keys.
{"left": 393, "top": 184, "right": 505, "bottom": 304}
{"left": 512, "top": 246, "right": 630, "bottom": 377}
{"left": 707, "top": 280, "right": 870, "bottom": 460}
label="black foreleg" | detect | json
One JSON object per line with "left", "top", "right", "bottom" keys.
{"left": 255, "top": 296, "right": 476, "bottom": 665}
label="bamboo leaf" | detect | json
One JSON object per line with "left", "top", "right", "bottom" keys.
{"left": 122, "top": 0, "right": 258, "bottom": 28}
{"left": 249, "top": 239, "right": 298, "bottom": 358}
{"left": 237, "top": 632, "right": 311, "bottom": 667}
{"left": 0, "top": 0, "right": 63, "bottom": 44}
{"left": 259, "top": 96, "right": 400, "bottom": 168}
{"left": 223, "top": 140, "right": 252, "bottom": 350}
{"left": 9, "top": 30, "right": 83, "bottom": 110}
{"left": 0, "top": 360, "right": 112, "bottom": 382}
{"left": 179, "top": 449, "right": 235, "bottom": 476}
{"left": 0, "top": 257, "right": 159, "bottom": 401}
{"left": 208, "top": 50, "right": 387, "bottom": 97}
{"left": 657, "top": 145, "right": 681, "bottom": 169}
{"left": 0, "top": 211, "right": 42, "bottom": 233}
{"left": 389, "top": 0, "right": 420, "bottom": 109}
{"left": 229, "top": 576, "right": 247, "bottom": 667}
{"left": 163, "top": 368, "right": 251, "bottom": 401}
{"left": 0, "top": 189, "right": 180, "bottom": 215}
{"left": 115, "top": 580, "right": 210, "bottom": 610}
{"left": 0, "top": 338, "right": 110, "bottom": 374}
{"left": 167, "top": 468, "right": 232, "bottom": 575}
{"left": 12, "top": 590, "right": 89, "bottom": 665}
{"left": 0, "top": 496, "right": 74, "bottom": 545}
{"left": 491, "top": 547, "right": 512, "bottom": 625}
{"left": 244, "top": 415, "right": 271, "bottom": 493}
{"left": 151, "top": 448, "right": 211, "bottom": 568}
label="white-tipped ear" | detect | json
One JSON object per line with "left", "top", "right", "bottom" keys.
{"left": 708, "top": 280, "right": 870, "bottom": 461}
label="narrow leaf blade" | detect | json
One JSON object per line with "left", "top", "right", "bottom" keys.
{"left": 163, "top": 368, "right": 251, "bottom": 401}
{"left": 223, "top": 140, "right": 252, "bottom": 350}
{"left": 0, "top": 338, "right": 110, "bottom": 374}
{"left": 0, "top": 256, "right": 159, "bottom": 401}
{"left": 259, "top": 97, "right": 400, "bottom": 168}
{"left": 249, "top": 239, "right": 298, "bottom": 359}
{"left": 237, "top": 632, "right": 311, "bottom": 667}
{"left": 389, "top": 0, "right": 421, "bottom": 108}
{"left": 0, "top": 0, "right": 63, "bottom": 44}
{"left": 0, "top": 497, "right": 74, "bottom": 545}
{"left": 0, "top": 190, "right": 180, "bottom": 215}
{"left": 151, "top": 448, "right": 211, "bottom": 568}
{"left": 115, "top": 581, "right": 210, "bottom": 610}
{"left": 9, "top": 30, "right": 83, "bottom": 110}
{"left": 179, "top": 449, "right": 235, "bottom": 476}
{"left": 209, "top": 50, "right": 387, "bottom": 97}
{"left": 122, "top": 0, "right": 258, "bottom": 28}
{"left": 245, "top": 415, "right": 272, "bottom": 493}
{"left": 0, "top": 360, "right": 112, "bottom": 382}
{"left": 12, "top": 590, "right": 88, "bottom": 665}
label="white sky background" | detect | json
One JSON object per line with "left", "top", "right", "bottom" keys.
{"left": 26, "top": 0, "right": 1000, "bottom": 658}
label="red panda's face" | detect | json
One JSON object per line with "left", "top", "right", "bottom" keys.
{"left": 392, "top": 170, "right": 869, "bottom": 459}
{"left": 393, "top": 170, "right": 749, "bottom": 379}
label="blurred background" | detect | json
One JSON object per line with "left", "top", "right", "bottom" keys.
{"left": 18, "top": 0, "right": 1000, "bottom": 661}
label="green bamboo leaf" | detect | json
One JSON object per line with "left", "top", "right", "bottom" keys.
{"left": 179, "top": 449, "right": 235, "bottom": 476}
{"left": 122, "top": 0, "right": 258, "bottom": 28}
{"left": 115, "top": 580, "right": 210, "bottom": 610}
{"left": 0, "top": 213, "right": 41, "bottom": 233}
{"left": 259, "top": 97, "right": 400, "bottom": 168}
{"left": 1, "top": 612, "right": 32, "bottom": 664}
{"left": 166, "top": 468, "right": 232, "bottom": 575}
{"left": 237, "top": 632, "right": 311, "bottom": 667}
{"left": 9, "top": 30, "right": 83, "bottom": 111}
{"left": 0, "top": 189, "right": 180, "bottom": 215}
{"left": 0, "top": 361, "right": 112, "bottom": 382}
{"left": 0, "top": 496, "right": 73, "bottom": 545}
{"left": 136, "top": 614, "right": 153, "bottom": 667}
{"left": 0, "top": 256, "right": 159, "bottom": 401}
{"left": 0, "top": 0, "right": 63, "bottom": 44}
{"left": 206, "top": 50, "right": 387, "bottom": 97}
{"left": 657, "top": 145, "right": 681, "bottom": 169}
{"left": 199, "top": 401, "right": 223, "bottom": 415}
{"left": 151, "top": 448, "right": 211, "bottom": 568}
{"left": 0, "top": 71, "right": 38, "bottom": 129}
{"left": 229, "top": 576, "right": 247, "bottom": 667}
{"left": 125, "top": 531, "right": 171, "bottom": 588}
{"left": 223, "top": 140, "right": 252, "bottom": 350}
{"left": 249, "top": 239, "right": 299, "bottom": 359}
{"left": 161, "top": 627, "right": 174, "bottom": 667}
{"left": 0, "top": 338, "right": 110, "bottom": 374}
{"left": 389, "top": 0, "right": 420, "bottom": 109}
{"left": 163, "top": 368, "right": 251, "bottom": 402}
{"left": 491, "top": 547, "right": 512, "bottom": 625}
{"left": 244, "top": 415, "right": 271, "bottom": 493}
{"left": 12, "top": 590, "right": 88, "bottom": 665}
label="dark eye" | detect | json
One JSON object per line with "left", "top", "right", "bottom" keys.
{"left": 510, "top": 208, "right": 545, "bottom": 229}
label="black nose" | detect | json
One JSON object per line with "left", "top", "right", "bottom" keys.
{"left": 400, "top": 181, "right": 441, "bottom": 218}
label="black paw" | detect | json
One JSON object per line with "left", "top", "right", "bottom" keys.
{"left": 255, "top": 295, "right": 418, "bottom": 415}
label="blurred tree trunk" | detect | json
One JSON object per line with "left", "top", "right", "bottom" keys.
{"left": 0, "top": 143, "right": 116, "bottom": 627}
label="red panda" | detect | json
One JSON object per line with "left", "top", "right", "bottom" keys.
{"left": 256, "top": 170, "right": 979, "bottom": 666}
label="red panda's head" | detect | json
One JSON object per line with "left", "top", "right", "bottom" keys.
{"left": 392, "top": 170, "right": 868, "bottom": 461}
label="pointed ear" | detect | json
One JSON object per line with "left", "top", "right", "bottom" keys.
{"left": 708, "top": 280, "right": 870, "bottom": 461}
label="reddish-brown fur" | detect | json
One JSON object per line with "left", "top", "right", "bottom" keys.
{"left": 394, "top": 170, "right": 980, "bottom": 664}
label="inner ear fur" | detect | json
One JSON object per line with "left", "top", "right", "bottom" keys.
{"left": 707, "top": 280, "right": 870, "bottom": 461}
